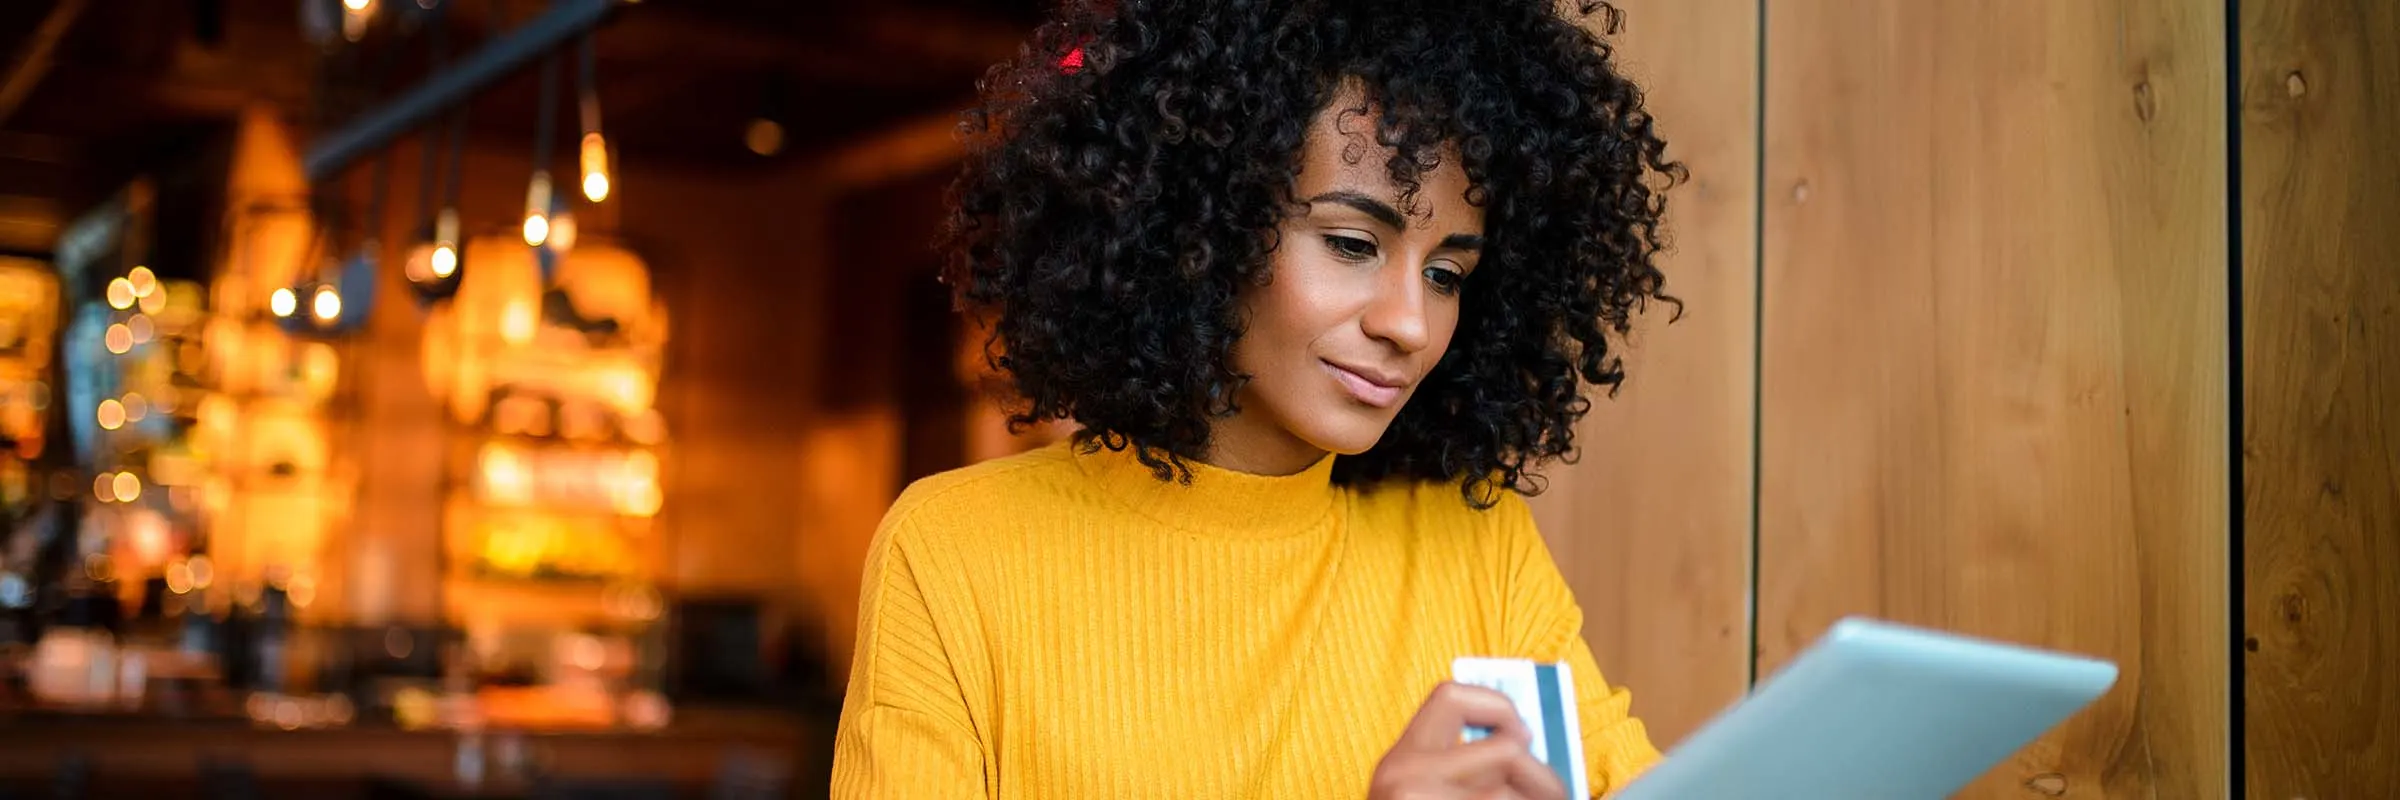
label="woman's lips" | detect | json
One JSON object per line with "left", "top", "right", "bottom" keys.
{"left": 1323, "top": 360, "right": 1404, "bottom": 408}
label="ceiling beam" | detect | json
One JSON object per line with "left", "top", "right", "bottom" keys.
{"left": 0, "top": 0, "right": 91, "bottom": 126}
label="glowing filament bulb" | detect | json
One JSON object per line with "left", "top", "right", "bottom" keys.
{"left": 312, "top": 286, "right": 342, "bottom": 322}
{"left": 580, "top": 132, "right": 611, "bottom": 202}
{"left": 523, "top": 171, "right": 553, "bottom": 246}
{"left": 270, "top": 288, "right": 298, "bottom": 318}
{"left": 433, "top": 207, "right": 461, "bottom": 278}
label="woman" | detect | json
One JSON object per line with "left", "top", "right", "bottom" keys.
{"left": 832, "top": 0, "right": 1679, "bottom": 797}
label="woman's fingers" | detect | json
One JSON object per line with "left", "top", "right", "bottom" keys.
{"left": 1396, "top": 682, "right": 1535, "bottom": 753}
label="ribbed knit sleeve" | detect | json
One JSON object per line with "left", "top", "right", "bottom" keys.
{"left": 831, "top": 511, "right": 987, "bottom": 799}
{"left": 1489, "top": 493, "right": 1664, "bottom": 796}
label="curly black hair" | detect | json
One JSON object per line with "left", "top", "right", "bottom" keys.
{"left": 945, "top": 0, "right": 1683, "bottom": 506}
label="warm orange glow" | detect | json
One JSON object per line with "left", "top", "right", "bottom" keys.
{"left": 128, "top": 266, "right": 158, "bottom": 297}
{"left": 97, "top": 399, "right": 126, "bottom": 430}
{"left": 188, "top": 555, "right": 215, "bottom": 589}
{"left": 165, "top": 561, "right": 194, "bottom": 594}
{"left": 547, "top": 211, "right": 577, "bottom": 254}
{"left": 478, "top": 444, "right": 533, "bottom": 505}
{"left": 123, "top": 394, "right": 149, "bottom": 422}
{"left": 343, "top": 0, "right": 370, "bottom": 10}
{"left": 113, "top": 472, "right": 141, "bottom": 503}
{"left": 104, "top": 324, "right": 133, "bottom": 354}
{"left": 289, "top": 571, "right": 317, "bottom": 609}
{"left": 582, "top": 171, "right": 610, "bottom": 203}
{"left": 745, "top": 119, "right": 784, "bottom": 156}
{"left": 106, "top": 278, "right": 136, "bottom": 310}
{"left": 620, "top": 480, "right": 663, "bottom": 518}
{"left": 600, "top": 367, "right": 652, "bottom": 412}
{"left": 274, "top": 700, "right": 304, "bottom": 731}
{"left": 128, "top": 314, "right": 155, "bottom": 343}
{"left": 501, "top": 300, "right": 538, "bottom": 346}
{"left": 94, "top": 473, "right": 115, "bottom": 502}
{"left": 568, "top": 634, "right": 606, "bottom": 672}
{"left": 271, "top": 288, "right": 298, "bottom": 318}
{"left": 431, "top": 243, "right": 458, "bottom": 278}
{"left": 139, "top": 286, "right": 167, "bottom": 314}
{"left": 126, "top": 509, "right": 171, "bottom": 565}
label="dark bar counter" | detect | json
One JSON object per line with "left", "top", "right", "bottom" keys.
{"left": 0, "top": 704, "right": 827, "bottom": 799}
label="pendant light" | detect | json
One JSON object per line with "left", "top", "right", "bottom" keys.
{"left": 576, "top": 32, "right": 611, "bottom": 204}
{"left": 405, "top": 0, "right": 466, "bottom": 302}
{"left": 522, "top": 51, "right": 561, "bottom": 257}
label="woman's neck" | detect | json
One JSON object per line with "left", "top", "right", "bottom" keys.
{"left": 1203, "top": 416, "right": 1332, "bottom": 477}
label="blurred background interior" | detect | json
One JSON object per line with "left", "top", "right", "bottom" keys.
{"left": 0, "top": 0, "right": 1067, "bottom": 797}
{"left": 1, "top": 1, "right": 2395, "bottom": 799}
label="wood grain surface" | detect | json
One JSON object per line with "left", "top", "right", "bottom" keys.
{"left": 2240, "top": 0, "right": 2400, "bottom": 795}
{"left": 1756, "top": 1, "right": 2230, "bottom": 796}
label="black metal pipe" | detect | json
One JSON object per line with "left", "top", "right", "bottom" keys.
{"left": 303, "top": 0, "right": 617, "bottom": 183}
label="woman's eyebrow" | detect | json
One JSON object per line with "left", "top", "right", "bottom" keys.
{"left": 1306, "top": 190, "right": 1405, "bottom": 229}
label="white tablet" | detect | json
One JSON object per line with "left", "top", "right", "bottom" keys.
{"left": 1613, "top": 617, "right": 2119, "bottom": 800}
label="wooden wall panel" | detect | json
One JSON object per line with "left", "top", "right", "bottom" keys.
{"left": 1525, "top": 0, "right": 1757, "bottom": 748}
{"left": 1756, "top": 1, "right": 2228, "bottom": 797}
{"left": 2240, "top": 0, "right": 2400, "bottom": 794}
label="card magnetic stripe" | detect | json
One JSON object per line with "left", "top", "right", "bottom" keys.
{"left": 1534, "top": 663, "right": 1575, "bottom": 793}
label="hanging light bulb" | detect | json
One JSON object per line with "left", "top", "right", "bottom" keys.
{"left": 431, "top": 240, "right": 459, "bottom": 278}
{"left": 574, "top": 32, "right": 611, "bottom": 203}
{"left": 523, "top": 171, "right": 553, "bottom": 247}
{"left": 580, "top": 133, "right": 611, "bottom": 202}
{"left": 128, "top": 266, "right": 158, "bottom": 297}
{"left": 105, "top": 323, "right": 134, "bottom": 354}
{"left": 138, "top": 284, "right": 168, "bottom": 314}
{"left": 433, "top": 209, "right": 460, "bottom": 276}
{"left": 342, "top": 0, "right": 374, "bottom": 41}
{"left": 271, "top": 288, "right": 299, "bottom": 318}
{"left": 404, "top": 206, "right": 464, "bottom": 304}
{"left": 312, "top": 285, "right": 344, "bottom": 322}
{"left": 107, "top": 278, "right": 136, "bottom": 310}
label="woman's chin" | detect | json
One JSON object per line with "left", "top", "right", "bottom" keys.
{"left": 1294, "top": 415, "right": 1398, "bottom": 457}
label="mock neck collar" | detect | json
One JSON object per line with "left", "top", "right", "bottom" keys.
{"left": 1068, "top": 439, "right": 1341, "bottom": 538}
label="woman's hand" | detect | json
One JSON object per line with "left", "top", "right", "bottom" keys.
{"left": 1369, "top": 682, "right": 1570, "bottom": 800}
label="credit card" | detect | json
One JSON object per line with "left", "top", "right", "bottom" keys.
{"left": 1452, "top": 657, "right": 1589, "bottom": 799}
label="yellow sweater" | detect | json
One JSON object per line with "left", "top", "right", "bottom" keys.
{"left": 831, "top": 441, "right": 1660, "bottom": 798}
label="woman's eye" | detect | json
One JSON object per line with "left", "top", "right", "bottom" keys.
{"left": 1423, "top": 266, "right": 1465, "bottom": 295}
{"left": 1323, "top": 234, "right": 1377, "bottom": 261}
